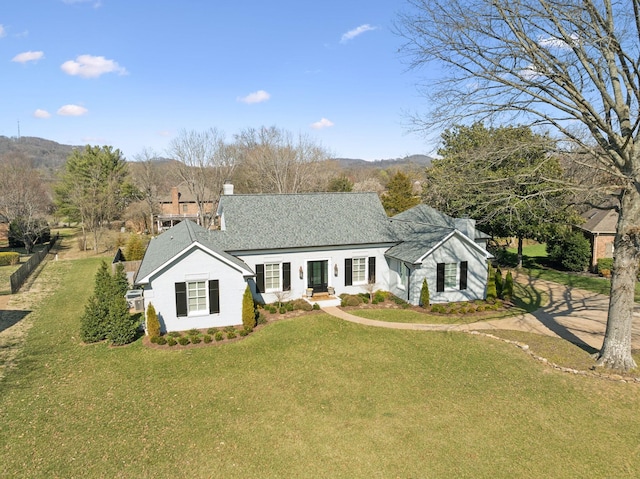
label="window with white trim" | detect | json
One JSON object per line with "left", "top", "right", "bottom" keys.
{"left": 187, "top": 281, "right": 207, "bottom": 314}
{"left": 265, "top": 263, "right": 281, "bottom": 291}
{"left": 352, "top": 257, "right": 366, "bottom": 284}
{"left": 444, "top": 263, "right": 457, "bottom": 289}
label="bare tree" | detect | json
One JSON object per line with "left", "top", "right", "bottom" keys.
{"left": 167, "top": 128, "right": 236, "bottom": 229}
{"left": 0, "top": 153, "right": 51, "bottom": 253}
{"left": 233, "top": 126, "right": 330, "bottom": 193}
{"left": 129, "top": 148, "right": 175, "bottom": 233}
{"left": 398, "top": 0, "right": 640, "bottom": 371}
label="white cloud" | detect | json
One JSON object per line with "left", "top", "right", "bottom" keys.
{"left": 57, "top": 104, "right": 88, "bottom": 116}
{"left": 340, "top": 24, "right": 376, "bottom": 43}
{"left": 310, "top": 118, "right": 334, "bottom": 130}
{"left": 0, "top": 25, "right": 6, "bottom": 38}
{"left": 33, "top": 109, "right": 51, "bottom": 119}
{"left": 61, "top": 54, "right": 127, "bottom": 78}
{"left": 158, "top": 130, "right": 171, "bottom": 137}
{"left": 12, "top": 51, "right": 44, "bottom": 64}
{"left": 539, "top": 33, "right": 578, "bottom": 50}
{"left": 237, "top": 90, "right": 270, "bottom": 104}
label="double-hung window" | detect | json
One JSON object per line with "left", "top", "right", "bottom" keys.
{"left": 444, "top": 263, "right": 457, "bottom": 289}
{"left": 436, "top": 261, "right": 468, "bottom": 292}
{"left": 265, "top": 263, "right": 280, "bottom": 291}
{"left": 175, "top": 279, "right": 220, "bottom": 317}
{"left": 255, "top": 262, "right": 291, "bottom": 293}
{"left": 352, "top": 257, "right": 366, "bottom": 284}
{"left": 187, "top": 281, "right": 207, "bottom": 313}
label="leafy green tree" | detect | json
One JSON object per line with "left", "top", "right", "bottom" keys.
{"left": 55, "top": 145, "right": 130, "bottom": 252}
{"left": 423, "top": 123, "right": 579, "bottom": 268}
{"left": 547, "top": 231, "right": 591, "bottom": 272}
{"left": 242, "top": 285, "right": 256, "bottom": 330}
{"left": 145, "top": 303, "right": 161, "bottom": 338}
{"left": 327, "top": 175, "right": 354, "bottom": 192}
{"left": 420, "top": 278, "right": 430, "bottom": 308}
{"left": 381, "top": 171, "right": 420, "bottom": 216}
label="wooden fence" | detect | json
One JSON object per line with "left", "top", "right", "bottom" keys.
{"left": 9, "top": 234, "right": 59, "bottom": 294}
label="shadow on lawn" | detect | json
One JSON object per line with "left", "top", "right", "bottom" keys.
{"left": 517, "top": 274, "right": 601, "bottom": 356}
{"left": 0, "top": 309, "right": 32, "bottom": 334}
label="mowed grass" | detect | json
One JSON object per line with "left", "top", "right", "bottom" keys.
{"left": 2, "top": 259, "right": 640, "bottom": 477}
{"left": 350, "top": 281, "right": 546, "bottom": 325}
{"left": 505, "top": 242, "right": 640, "bottom": 301}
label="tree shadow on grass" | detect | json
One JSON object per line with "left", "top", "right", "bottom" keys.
{"left": 517, "top": 274, "right": 601, "bottom": 355}
{"left": 0, "top": 309, "right": 32, "bottom": 334}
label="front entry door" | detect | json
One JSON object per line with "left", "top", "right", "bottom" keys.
{"left": 308, "top": 261, "right": 328, "bottom": 293}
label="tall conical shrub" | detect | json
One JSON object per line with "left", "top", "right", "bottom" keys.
{"left": 80, "top": 295, "right": 106, "bottom": 343}
{"left": 495, "top": 267, "right": 504, "bottom": 299}
{"left": 503, "top": 271, "right": 514, "bottom": 301}
{"left": 420, "top": 278, "right": 430, "bottom": 308}
{"left": 486, "top": 264, "right": 497, "bottom": 301}
{"left": 146, "top": 302, "right": 160, "bottom": 338}
{"left": 107, "top": 294, "right": 138, "bottom": 346}
{"left": 242, "top": 285, "right": 256, "bottom": 329}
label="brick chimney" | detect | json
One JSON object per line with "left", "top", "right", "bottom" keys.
{"left": 171, "top": 187, "right": 180, "bottom": 214}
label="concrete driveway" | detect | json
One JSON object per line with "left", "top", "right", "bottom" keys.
{"left": 323, "top": 273, "right": 640, "bottom": 353}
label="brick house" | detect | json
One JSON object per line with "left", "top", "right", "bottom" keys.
{"left": 154, "top": 184, "right": 215, "bottom": 232}
{"left": 575, "top": 205, "right": 617, "bottom": 271}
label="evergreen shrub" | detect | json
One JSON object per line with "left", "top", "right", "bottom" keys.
{"left": 167, "top": 338, "right": 177, "bottom": 346}
{"left": 203, "top": 334, "right": 212, "bottom": 343}
{"left": 156, "top": 336, "right": 167, "bottom": 345}
{"left": 242, "top": 286, "right": 256, "bottom": 330}
{"left": 106, "top": 295, "right": 139, "bottom": 346}
{"left": 503, "top": 271, "right": 514, "bottom": 301}
{"left": 146, "top": 303, "right": 160, "bottom": 338}
{"left": 420, "top": 279, "right": 430, "bottom": 308}
{"left": 177, "top": 336, "right": 190, "bottom": 345}
{"left": 214, "top": 331, "right": 224, "bottom": 341}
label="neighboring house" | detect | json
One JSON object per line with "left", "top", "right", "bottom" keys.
{"left": 135, "top": 188, "right": 492, "bottom": 332}
{"left": 575, "top": 204, "right": 618, "bottom": 271}
{"left": 154, "top": 184, "right": 215, "bottom": 232}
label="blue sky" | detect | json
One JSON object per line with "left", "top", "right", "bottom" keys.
{"left": 1, "top": 0, "right": 431, "bottom": 161}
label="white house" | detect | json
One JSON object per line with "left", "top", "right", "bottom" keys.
{"left": 134, "top": 189, "right": 492, "bottom": 332}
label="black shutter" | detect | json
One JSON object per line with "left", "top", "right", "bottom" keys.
{"left": 256, "top": 264, "right": 265, "bottom": 293}
{"left": 175, "top": 282, "right": 187, "bottom": 317}
{"left": 283, "top": 263, "right": 291, "bottom": 291}
{"left": 209, "top": 280, "right": 220, "bottom": 314}
{"left": 459, "top": 261, "right": 468, "bottom": 290}
{"left": 436, "top": 263, "right": 445, "bottom": 292}
{"left": 368, "top": 257, "right": 376, "bottom": 283}
{"left": 345, "top": 258, "right": 352, "bottom": 286}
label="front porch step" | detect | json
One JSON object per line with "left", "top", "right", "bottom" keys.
{"left": 305, "top": 294, "right": 341, "bottom": 308}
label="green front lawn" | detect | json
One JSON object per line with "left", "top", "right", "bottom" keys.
{"left": 2, "top": 258, "right": 640, "bottom": 477}
{"left": 349, "top": 281, "right": 546, "bottom": 324}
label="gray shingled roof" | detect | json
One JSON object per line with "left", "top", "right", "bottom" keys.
{"left": 215, "top": 192, "right": 398, "bottom": 251}
{"left": 578, "top": 207, "right": 618, "bottom": 234}
{"left": 393, "top": 204, "right": 491, "bottom": 241}
{"left": 136, "top": 194, "right": 489, "bottom": 283}
{"left": 135, "top": 220, "right": 252, "bottom": 283}
{"left": 385, "top": 220, "right": 455, "bottom": 264}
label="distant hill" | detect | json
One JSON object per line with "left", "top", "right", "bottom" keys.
{"left": 0, "top": 136, "right": 79, "bottom": 178}
{"left": 333, "top": 154, "right": 433, "bottom": 170}
{"left": 0, "top": 135, "right": 432, "bottom": 180}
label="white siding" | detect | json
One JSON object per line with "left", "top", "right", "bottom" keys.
{"left": 236, "top": 245, "right": 392, "bottom": 304}
{"left": 142, "top": 246, "right": 247, "bottom": 332}
{"left": 409, "top": 234, "right": 488, "bottom": 304}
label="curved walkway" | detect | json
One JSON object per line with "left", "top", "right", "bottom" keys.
{"left": 322, "top": 273, "right": 640, "bottom": 353}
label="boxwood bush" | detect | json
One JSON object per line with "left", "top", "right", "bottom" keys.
{"left": 0, "top": 252, "right": 20, "bottom": 266}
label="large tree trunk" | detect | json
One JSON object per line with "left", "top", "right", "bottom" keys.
{"left": 597, "top": 188, "right": 640, "bottom": 372}
{"left": 517, "top": 236, "right": 524, "bottom": 269}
